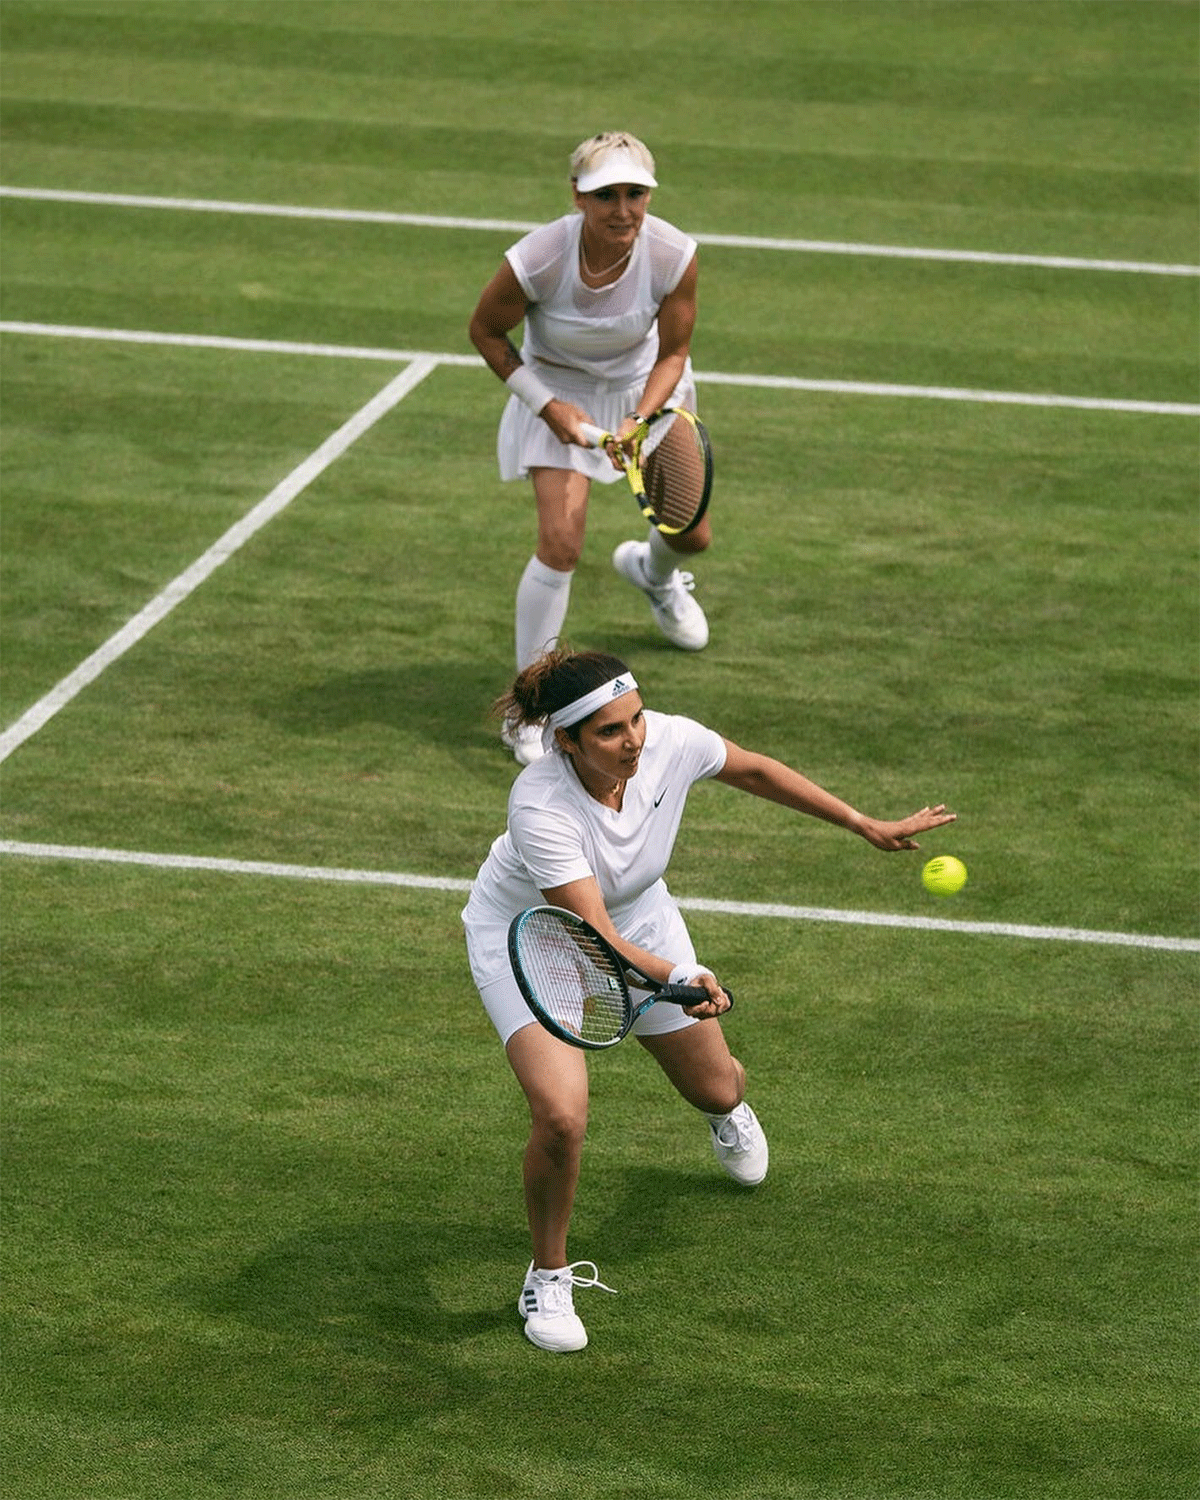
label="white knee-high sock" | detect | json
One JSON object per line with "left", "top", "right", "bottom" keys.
{"left": 516, "top": 554, "right": 573, "bottom": 669}
{"left": 644, "top": 527, "right": 681, "bottom": 585}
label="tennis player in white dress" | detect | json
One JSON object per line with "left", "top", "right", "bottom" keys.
{"left": 462, "top": 648, "right": 957, "bottom": 1351}
{"left": 468, "top": 133, "right": 714, "bottom": 765}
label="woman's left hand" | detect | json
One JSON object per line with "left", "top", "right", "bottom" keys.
{"left": 858, "top": 804, "right": 957, "bottom": 851}
{"left": 599, "top": 416, "right": 641, "bottom": 473}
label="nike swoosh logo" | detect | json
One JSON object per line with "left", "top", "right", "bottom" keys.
{"left": 654, "top": 787, "right": 669, "bottom": 808}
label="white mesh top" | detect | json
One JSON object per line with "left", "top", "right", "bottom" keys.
{"left": 505, "top": 212, "right": 698, "bottom": 384}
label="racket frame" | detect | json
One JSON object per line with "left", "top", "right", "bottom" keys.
{"left": 507, "top": 905, "right": 731, "bottom": 1051}
{"left": 579, "top": 407, "right": 713, "bottom": 537}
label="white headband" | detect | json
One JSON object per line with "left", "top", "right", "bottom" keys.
{"left": 547, "top": 673, "right": 639, "bottom": 730}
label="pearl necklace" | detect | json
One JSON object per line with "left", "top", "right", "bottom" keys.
{"left": 579, "top": 236, "right": 633, "bottom": 279}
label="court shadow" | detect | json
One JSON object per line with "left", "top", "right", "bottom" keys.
{"left": 179, "top": 1214, "right": 526, "bottom": 1422}
{"left": 591, "top": 1163, "right": 754, "bottom": 1263}
{"left": 262, "top": 660, "right": 505, "bottom": 746}
{"left": 190, "top": 1214, "right": 521, "bottom": 1339}
{"left": 261, "top": 639, "right": 697, "bottom": 750}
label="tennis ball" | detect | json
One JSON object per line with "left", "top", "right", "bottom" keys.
{"left": 922, "top": 855, "right": 967, "bottom": 896}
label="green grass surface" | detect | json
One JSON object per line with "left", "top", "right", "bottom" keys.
{"left": 2, "top": 3, "right": 1197, "bottom": 1498}
{"left": 4, "top": 863, "right": 1196, "bottom": 1500}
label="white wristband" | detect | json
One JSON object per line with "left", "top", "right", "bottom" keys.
{"left": 505, "top": 365, "right": 556, "bottom": 416}
{"left": 668, "top": 963, "right": 714, "bottom": 987}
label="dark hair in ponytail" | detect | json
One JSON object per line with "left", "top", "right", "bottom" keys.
{"left": 493, "top": 647, "right": 633, "bottom": 741}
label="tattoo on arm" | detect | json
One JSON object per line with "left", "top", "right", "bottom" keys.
{"left": 498, "top": 339, "right": 523, "bottom": 378}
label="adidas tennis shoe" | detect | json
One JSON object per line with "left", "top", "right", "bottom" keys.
{"left": 501, "top": 716, "right": 546, "bottom": 766}
{"left": 612, "top": 540, "right": 709, "bottom": 652}
{"left": 708, "top": 1102, "right": 769, "bottom": 1186}
{"left": 518, "top": 1260, "right": 617, "bottom": 1352}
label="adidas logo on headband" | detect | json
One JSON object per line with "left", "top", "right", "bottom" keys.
{"left": 547, "top": 672, "right": 639, "bottom": 731}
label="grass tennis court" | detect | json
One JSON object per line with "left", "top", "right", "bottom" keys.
{"left": 2, "top": 2, "right": 1197, "bottom": 1497}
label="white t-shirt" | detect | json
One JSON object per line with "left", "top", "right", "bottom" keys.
{"left": 505, "top": 212, "right": 698, "bottom": 385}
{"left": 462, "top": 710, "right": 726, "bottom": 978}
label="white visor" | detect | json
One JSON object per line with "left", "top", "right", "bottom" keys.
{"left": 574, "top": 150, "right": 658, "bottom": 194}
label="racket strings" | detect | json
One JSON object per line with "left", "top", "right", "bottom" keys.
{"left": 641, "top": 416, "right": 709, "bottom": 532}
{"left": 518, "top": 913, "right": 628, "bottom": 1045}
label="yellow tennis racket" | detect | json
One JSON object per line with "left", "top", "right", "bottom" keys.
{"left": 579, "top": 407, "right": 713, "bottom": 536}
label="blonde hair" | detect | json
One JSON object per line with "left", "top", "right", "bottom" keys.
{"left": 569, "top": 131, "right": 656, "bottom": 183}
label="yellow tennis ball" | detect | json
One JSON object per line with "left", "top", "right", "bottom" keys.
{"left": 922, "top": 855, "right": 967, "bottom": 896}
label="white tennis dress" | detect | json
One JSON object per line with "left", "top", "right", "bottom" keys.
{"left": 462, "top": 710, "right": 727, "bottom": 1043}
{"left": 497, "top": 212, "right": 699, "bottom": 483}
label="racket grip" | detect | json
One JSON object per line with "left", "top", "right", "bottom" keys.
{"left": 660, "top": 984, "right": 735, "bottom": 1011}
{"left": 578, "top": 422, "right": 609, "bottom": 448}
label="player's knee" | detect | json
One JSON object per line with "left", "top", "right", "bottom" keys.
{"left": 530, "top": 1101, "right": 587, "bottom": 1159}
{"left": 538, "top": 532, "right": 583, "bottom": 571}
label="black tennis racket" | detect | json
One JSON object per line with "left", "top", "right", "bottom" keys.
{"left": 579, "top": 408, "right": 713, "bottom": 537}
{"left": 507, "top": 905, "right": 733, "bottom": 1051}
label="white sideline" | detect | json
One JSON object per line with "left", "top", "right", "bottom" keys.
{"left": 0, "top": 358, "right": 438, "bottom": 763}
{"left": 3, "top": 322, "right": 1197, "bottom": 417}
{"left": 2, "top": 840, "right": 1197, "bottom": 954}
{"left": 2, "top": 185, "right": 1197, "bottom": 278}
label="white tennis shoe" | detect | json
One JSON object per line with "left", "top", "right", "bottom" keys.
{"left": 518, "top": 1260, "right": 617, "bottom": 1352}
{"left": 501, "top": 717, "right": 545, "bottom": 766}
{"left": 709, "top": 1102, "right": 769, "bottom": 1185}
{"left": 612, "top": 540, "right": 709, "bottom": 652}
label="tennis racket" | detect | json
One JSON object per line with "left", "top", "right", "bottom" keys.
{"left": 579, "top": 408, "right": 713, "bottom": 536}
{"left": 507, "top": 905, "right": 733, "bottom": 1051}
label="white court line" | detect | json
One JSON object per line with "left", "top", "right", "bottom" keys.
{"left": 3, "top": 185, "right": 1197, "bottom": 278}
{"left": 0, "top": 320, "right": 478, "bottom": 366}
{"left": 3, "top": 322, "right": 1197, "bottom": 418}
{"left": 0, "top": 358, "right": 438, "bottom": 763}
{"left": 2, "top": 840, "right": 1197, "bottom": 954}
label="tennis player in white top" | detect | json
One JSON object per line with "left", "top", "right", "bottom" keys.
{"left": 468, "top": 132, "right": 713, "bottom": 765}
{"left": 461, "top": 648, "right": 957, "bottom": 1351}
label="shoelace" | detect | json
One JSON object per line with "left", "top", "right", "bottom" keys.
{"left": 534, "top": 1260, "right": 618, "bottom": 1313}
{"left": 649, "top": 571, "right": 697, "bottom": 615}
{"left": 713, "top": 1108, "right": 755, "bottom": 1151}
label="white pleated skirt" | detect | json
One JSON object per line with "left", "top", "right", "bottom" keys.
{"left": 496, "top": 359, "right": 697, "bottom": 483}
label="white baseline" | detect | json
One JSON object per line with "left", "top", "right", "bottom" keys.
{"left": 2, "top": 840, "right": 1197, "bottom": 954}
{"left": 3, "top": 323, "right": 1196, "bottom": 418}
{"left": 0, "top": 358, "right": 438, "bottom": 763}
{"left": 2, "top": 185, "right": 1197, "bottom": 278}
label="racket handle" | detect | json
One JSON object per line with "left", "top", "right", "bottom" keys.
{"left": 660, "top": 984, "right": 735, "bottom": 1011}
{"left": 578, "top": 421, "right": 609, "bottom": 448}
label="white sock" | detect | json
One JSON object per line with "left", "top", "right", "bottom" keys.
{"left": 516, "top": 555, "right": 573, "bottom": 670}
{"left": 644, "top": 528, "right": 681, "bottom": 585}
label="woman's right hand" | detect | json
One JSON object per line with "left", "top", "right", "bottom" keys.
{"left": 540, "top": 401, "right": 595, "bottom": 447}
{"left": 543, "top": 405, "right": 628, "bottom": 471}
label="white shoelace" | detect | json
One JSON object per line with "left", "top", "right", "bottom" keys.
{"left": 533, "top": 1260, "right": 618, "bottom": 1313}
{"left": 713, "top": 1106, "right": 755, "bottom": 1151}
{"left": 650, "top": 571, "right": 697, "bottom": 614}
